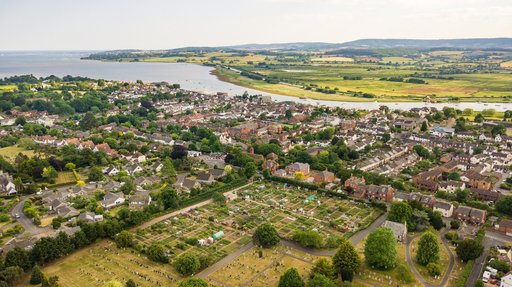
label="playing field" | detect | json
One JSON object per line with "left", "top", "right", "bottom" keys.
{"left": 0, "top": 146, "right": 35, "bottom": 161}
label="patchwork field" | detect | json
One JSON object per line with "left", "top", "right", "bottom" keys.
{"left": 133, "top": 182, "right": 381, "bottom": 267}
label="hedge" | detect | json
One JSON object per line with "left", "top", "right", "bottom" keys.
{"left": 454, "top": 260, "right": 475, "bottom": 287}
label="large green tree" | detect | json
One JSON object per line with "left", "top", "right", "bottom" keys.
{"left": 147, "top": 243, "right": 168, "bottom": 263}
{"left": 253, "top": 223, "right": 280, "bottom": 248}
{"left": 496, "top": 195, "right": 512, "bottom": 216}
{"left": 310, "top": 258, "right": 336, "bottom": 280}
{"left": 278, "top": 268, "right": 305, "bottom": 287}
{"left": 174, "top": 254, "right": 200, "bottom": 276}
{"left": 416, "top": 231, "right": 440, "bottom": 266}
{"left": 292, "top": 230, "right": 323, "bottom": 249}
{"left": 308, "top": 274, "right": 336, "bottom": 287}
{"left": 364, "top": 227, "right": 397, "bottom": 270}
{"left": 456, "top": 239, "right": 483, "bottom": 262}
{"left": 388, "top": 201, "right": 412, "bottom": 225}
{"left": 332, "top": 239, "right": 360, "bottom": 281}
{"left": 115, "top": 231, "right": 134, "bottom": 248}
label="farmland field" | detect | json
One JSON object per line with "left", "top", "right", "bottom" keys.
{"left": 121, "top": 49, "right": 512, "bottom": 103}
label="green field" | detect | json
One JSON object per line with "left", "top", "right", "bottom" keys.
{"left": 0, "top": 85, "right": 16, "bottom": 92}
{"left": 0, "top": 146, "right": 35, "bottom": 161}
{"left": 122, "top": 49, "right": 512, "bottom": 102}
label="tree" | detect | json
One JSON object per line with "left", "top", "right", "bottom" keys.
{"left": 332, "top": 239, "right": 360, "bottom": 281}
{"left": 115, "top": 231, "right": 134, "bottom": 248}
{"left": 388, "top": 201, "right": 412, "bottom": 225}
{"left": 79, "top": 112, "right": 98, "bottom": 130}
{"left": 178, "top": 278, "right": 208, "bottom": 287}
{"left": 5, "top": 246, "right": 32, "bottom": 271}
{"left": 173, "top": 254, "right": 200, "bottom": 276}
{"left": 147, "top": 243, "right": 168, "bottom": 263}
{"left": 496, "top": 195, "right": 512, "bottom": 216}
{"left": 456, "top": 239, "right": 483, "bottom": 262}
{"left": 427, "top": 262, "right": 441, "bottom": 276}
{"left": 292, "top": 230, "right": 323, "bottom": 248}
{"left": 308, "top": 274, "right": 336, "bottom": 287}
{"left": 278, "top": 268, "right": 305, "bottom": 287}
{"left": 253, "top": 223, "right": 280, "bottom": 248}
{"left": 416, "top": 231, "right": 440, "bottom": 266}
{"left": 475, "top": 279, "right": 484, "bottom": 287}
{"left": 429, "top": 211, "right": 445, "bottom": 230}
{"left": 364, "top": 227, "right": 397, "bottom": 270}
{"left": 41, "top": 275, "right": 60, "bottom": 287}
{"left": 421, "top": 121, "right": 428, "bottom": 132}
{"left": 310, "top": 258, "right": 336, "bottom": 280}
{"left": 125, "top": 279, "right": 137, "bottom": 287}
{"left": 447, "top": 172, "right": 461, "bottom": 181}
{"left": 42, "top": 166, "right": 58, "bottom": 183}
{"left": 160, "top": 188, "right": 179, "bottom": 210}
{"left": 88, "top": 166, "right": 105, "bottom": 182}
{"left": 382, "top": 133, "right": 391, "bottom": 143}
{"left": 30, "top": 266, "right": 44, "bottom": 285}
{"left": 161, "top": 159, "right": 176, "bottom": 178}
{"left": 474, "top": 113, "right": 484, "bottom": 123}
{"left": 64, "top": 162, "right": 76, "bottom": 171}
{"left": 171, "top": 145, "right": 188, "bottom": 159}
{"left": 0, "top": 266, "right": 23, "bottom": 285}
{"left": 491, "top": 124, "right": 506, "bottom": 136}
{"left": 450, "top": 220, "right": 461, "bottom": 229}
{"left": 243, "top": 162, "right": 257, "bottom": 178}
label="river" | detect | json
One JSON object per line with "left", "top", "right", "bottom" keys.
{"left": 0, "top": 51, "right": 510, "bottom": 111}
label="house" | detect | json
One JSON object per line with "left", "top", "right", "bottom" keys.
{"left": 494, "top": 219, "right": 512, "bottom": 237}
{"left": 313, "top": 170, "right": 336, "bottom": 184}
{"left": 453, "top": 205, "right": 472, "bottom": 222}
{"left": 344, "top": 176, "right": 366, "bottom": 191}
{"left": 0, "top": 171, "right": 17, "bottom": 195}
{"left": 470, "top": 188, "right": 503, "bottom": 202}
{"left": 500, "top": 273, "right": 512, "bottom": 287}
{"left": 176, "top": 178, "right": 201, "bottom": 192}
{"left": 102, "top": 192, "right": 125, "bottom": 209}
{"left": 150, "top": 161, "right": 164, "bottom": 172}
{"left": 433, "top": 201, "right": 454, "bottom": 218}
{"left": 285, "top": 162, "right": 310, "bottom": 175}
{"left": 382, "top": 220, "right": 407, "bottom": 243}
{"left": 56, "top": 205, "right": 80, "bottom": 218}
{"left": 366, "top": 185, "right": 394, "bottom": 202}
{"left": 454, "top": 205, "right": 486, "bottom": 225}
{"left": 196, "top": 171, "right": 215, "bottom": 184}
{"left": 78, "top": 211, "right": 104, "bottom": 222}
{"left": 129, "top": 190, "right": 152, "bottom": 210}
{"left": 124, "top": 164, "right": 143, "bottom": 176}
{"left": 102, "top": 166, "right": 119, "bottom": 176}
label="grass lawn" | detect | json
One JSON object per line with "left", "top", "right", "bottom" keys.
{"left": 39, "top": 215, "right": 57, "bottom": 227}
{"left": 410, "top": 234, "right": 450, "bottom": 286}
{"left": 354, "top": 238, "right": 418, "bottom": 287}
{"left": 26, "top": 240, "right": 182, "bottom": 287}
{"left": 0, "top": 146, "right": 35, "bottom": 161}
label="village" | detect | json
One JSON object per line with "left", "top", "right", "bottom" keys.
{"left": 0, "top": 77, "right": 510, "bottom": 287}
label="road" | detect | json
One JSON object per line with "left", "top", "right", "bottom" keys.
{"left": 11, "top": 197, "right": 52, "bottom": 235}
{"left": 465, "top": 231, "right": 510, "bottom": 287}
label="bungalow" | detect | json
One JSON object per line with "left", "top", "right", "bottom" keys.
{"left": 78, "top": 211, "right": 104, "bottom": 223}
{"left": 125, "top": 164, "right": 143, "bottom": 176}
{"left": 102, "top": 192, "right": 125, "bottom": 209}
{"left": 0, "top": 172, "right": 17, "bottom": 195}
{"left": 196, "top": 171, "right": 215, "bottom": 184}
{"left": 129, "top": 190, "right": 152, "bottom": 210}
{"left": 102, "top": 166, "right": 119, "bottom": 176}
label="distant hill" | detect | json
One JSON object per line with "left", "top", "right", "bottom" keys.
{"left": 338, "top": 38, "right": 512, "bottom": 49}
{"left": 85, "top": 38, "right": 512, "bottom": 60}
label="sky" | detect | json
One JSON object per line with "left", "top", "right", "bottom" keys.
{"left": 0, "top": 0, "right": 511, "bottom": 50}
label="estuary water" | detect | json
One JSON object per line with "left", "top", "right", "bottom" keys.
{"left": 0, "top": 51, "right": 510, "bottom": 111}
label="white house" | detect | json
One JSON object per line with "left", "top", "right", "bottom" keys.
{"left": 102, "top": 192, "right": 125, "bottom": 209}
{"left": 501, "top": 273, "right": 512, "bottom": 287}
{"left": 102, "top": 166, "right": 119, "bottom": 176}
{"left": 433, "top": 201, "right": 454, "bottom": 218}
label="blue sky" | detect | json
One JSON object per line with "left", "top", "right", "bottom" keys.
{"left": 0, "top": 0, "right": 511, "bottom": 50}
